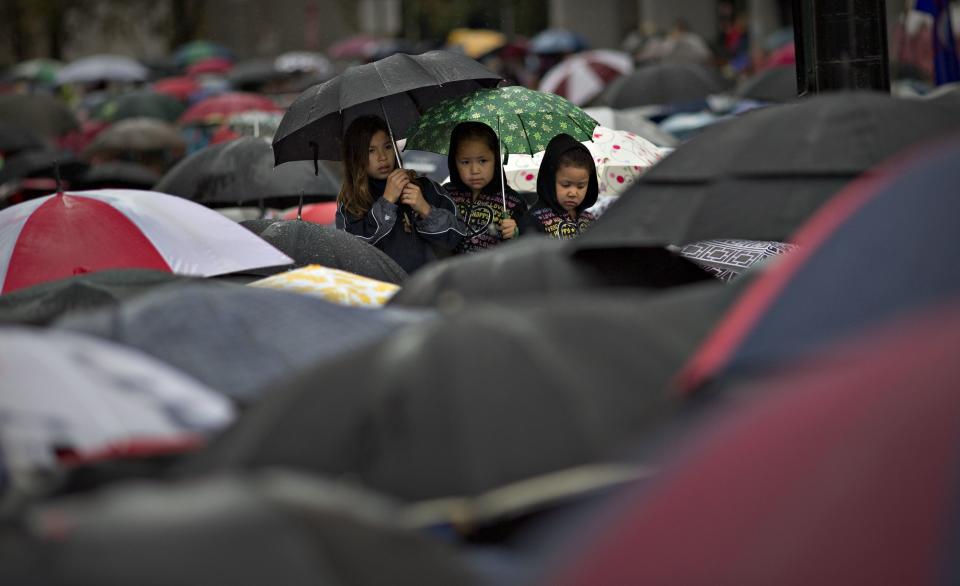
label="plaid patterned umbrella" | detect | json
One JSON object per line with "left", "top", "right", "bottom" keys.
{"left": 403, "top": 85, "right": 598, "bottom": 157}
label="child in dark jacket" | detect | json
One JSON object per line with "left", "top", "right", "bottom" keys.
{"left": 443, "top": 122, "right": 528, "bottom": 254}
{"left": 520, "top": 133, "right": 598, "bottom": 239}
{"left": 335, "top": 115, "right": 466, "bottom": 273}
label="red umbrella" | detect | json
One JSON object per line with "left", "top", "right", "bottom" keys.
{"left": 280, "top": 201, "right": 337, "bottom": 225}
{"left": 0, "top": 189, "right": 292, "bottom": 293}
{"left": 327, "top": 34, "right": 380, "bottom": 61}
{"left": 539, "top": 50, "right": 634, "bottom": 106}
{"left": 178, "top": 92, "right": 281, "bottom": 125}
{"left": 152, "top": 76, "right": 202, "bottom": 102}
{"left": 186, "top": 56, "right": 234, "bottom": 76}
{"left": 549, "top": 301, "right": 960, "bottom": 586}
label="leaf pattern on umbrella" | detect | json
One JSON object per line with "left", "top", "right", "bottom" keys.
{"left": 405, "top": 86, "right": 598, "bottom": 156}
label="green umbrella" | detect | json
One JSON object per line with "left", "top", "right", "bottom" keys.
{"left": 405, "top": 85, "right": 597, "bottom": 211}
{"left": 93, "top": 90, "right": 186, "bottom": 123}
{"left": 8, "top": 59, "right": 63, "bottom": 86}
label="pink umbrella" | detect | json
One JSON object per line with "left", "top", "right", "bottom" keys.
{"left": 186, "top": 56, "right": 234, "bottom": 76}
{"left": 178, "top": 92, "right": 281, "bottom": 125}
{"left": 0, "top": 189, "right": 292, "bottom": 293}
{"left": 327, "top": 34, "right": 380, "bottom": 61}
{"left": 539, "top": 50, "right": 634, "bottom": 106}
{"left": 281, "top": 202, "right": 338, "bottom": 225}
{"left": 152, "top": 76, "right": 202, "bottom": 102}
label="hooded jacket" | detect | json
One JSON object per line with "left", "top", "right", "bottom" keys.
{"left": 336, "top": 175, "right": 467, "bottom": 273}
{"left": 520, "top": 133, "right": 598, "bottom": 240}
{"left": 444, "top": 146, "right": 528, "bottom": 254}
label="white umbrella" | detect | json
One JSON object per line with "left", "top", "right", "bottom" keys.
{"left": 503, "top": 125, "right": 668, "bottom": 197}
{"left": 56, "top": 54, "right": 148, "bottom": 85}
{"left": 0, "top": 189, "right": 293, "bottom": 293}
{"left": 0, "top": 327, "right": 234, "bottom": 472}
{"left": 539, "top": 50, "right": 634, "bottom": 106}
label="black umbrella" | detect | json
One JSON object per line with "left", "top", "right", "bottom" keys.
{"left": 58, "top": 284, "right": 428, "bottom": 403}
{"left": 241, "top": 219, "right": 408, "bottom": 284}
{"left": 0, "top": 269, "right": 218, "bottom": 326}
{"left": 189, "top": 280, "right": 741, "bottom": 501}
{"left": 388, "top": 236, "right": 710, "bottom": 308}
{"left": 77, "top": 161, "right": 162, "bottom": 190}
{"left": 737, "top": 65, "right": 798, "bottom": 103}
{"left": 228, "top": 58, "right": 284, "bottom": 90}
{"left": 0, "top": 123, "right": 47, "bottom": 156}
{"left": 0, "top": 93, "right": 79, "bottom": 138}
{"left": 575, "top": 91, "right": 960, "bottom": 249}
{"left": 92, "top": 89, "right": 186, "bottom": 123}
{"left": 272, "top": 50, "right": 501, "bottom": 164}
{"left": 2, "top": 473, "right": 477, "bottom": 586}
{"left": 596, "top": 62, "right": 724, "bottom": 109}
{"left": 0, "top": 149, "right": 88, "bottom": 187}
{"left": 154, "top": 137, "right": 342, "bottom": 208}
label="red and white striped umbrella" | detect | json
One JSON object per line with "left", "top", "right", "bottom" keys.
{"left": 0, "top": 189, "right": 292, "bottom": 293}
{"left": 539, "top": 50, "right": 634, "bottom": 106}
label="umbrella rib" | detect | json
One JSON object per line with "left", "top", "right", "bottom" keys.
{"left": 516, "top": 115, "right": 535, "bottom": 155}
{"left": 567, "top": 113, "right": 596, "bottom": 138}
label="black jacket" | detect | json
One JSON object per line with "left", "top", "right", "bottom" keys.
{"left": 336, "top": 176, "right": 467, "bottom": 273}
{"left": 520, "top": 133, "right": 599, "bottom": 239}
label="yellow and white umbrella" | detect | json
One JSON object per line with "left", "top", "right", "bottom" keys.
{"left": 249, "top": 265, "right": 400, "bottom": 308}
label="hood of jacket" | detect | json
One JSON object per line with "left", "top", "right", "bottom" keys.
{"left": 534, "top": 133, "right": 598, "bottom": 215}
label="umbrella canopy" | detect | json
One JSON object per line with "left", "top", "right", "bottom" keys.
{"left": 6, "top": 473, "right": 476, "bottom": 586}
{"left": 250, "top": 264, "right": 401, "bottom": 308}
{"left": 582, "top": 106, "right": 678, "bottom": 147}
{"left": 0, "top": 327, "right": 233, "bottom": 473}
{"left": 208, "top": 111, "right": 285, "bottom": 143}
{"left": 0, "top": 189, "right": 292, "bottom": 293}
{"left": 59, "top": 284, "right": 426, "bottom": 403}
{"left": 178, "top": 92, "right": 281, "bottom": 126}
{"left": 387, "top": 236, "right": 709, "bottom": 308}
{"left": 154, "top": 137, "right": 341, "bottom": 208}
{"left": 737, "top": 65, "right": 798, "bottom": 103}
{"left": 529, "top": 28, "right": 588, "bottom": 54}
{"left": 0, "top": 94, "right": 79, "bottom": 138}
{"left": 56, "top": 54, "right": 148, "bottom": 85}
{"left": 446, "top": 28, "right": 508, "bottom": 58}
{"left": 678, "top": 137, "right": 960, "bottom": 392}
{"left": 539, "top": 50, "right": 634, "bottom": 106}
{"left": 280, "top": 201, "right": 337, "bottom": 224}
{"left": 151, "top": 75, "right": 202, "bottom": 102}
{"left": 0, "top": 269, "right": 213, "bottom": 326}
{"left": 547, "top": 303, "right": 960, "bottom": 586}
{"left": 189, "top": 280, "right": 740, "bottom": 501}
{"left": 327, "top": 34, "right": 381, "bottom": 61}
{"left": 186, "top": 56, "right": 233, "bottom": 76}
{"left": 173, "top": 40, "right": 235, "bottom": 68}
{"left": 597, "top": 62, "right": 724, "bottom": 109}
{"left": 272, "top": 50, "right": 501, "bottom": 163}
{"left": 404, "top": 85, "right": 598, "bottom": 157}
{"left": 83, "top": 118, "right": 186, "bottom": 158}
{"left": 275, "top": 51, "right": 334, "bottom": 77}
{"left": 503, "top": 125, "right": 666, "bottom": 196}
{"left": 574, "top": 92, "right": 960, "bottom": 250}
{"left": 0, "top": 149, "right": 88, "bottom": 189}
{"left": 227, "top": 58, "right": 283, "bottom": 88}
{"left": 241, "top": 219, "right": 407, "bottom": 284}
{"left": 0, "top": 123, "right": 47, "bottom": 157}
{"left": 6, "top": 58, "right": 63, "bottom": 85}
{"left": 92, "top": 90, "right": 186, "bottom": 123}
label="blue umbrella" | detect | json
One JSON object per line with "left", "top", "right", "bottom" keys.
{"left": 530, "top": 29, "right": 588, "bottom": 54}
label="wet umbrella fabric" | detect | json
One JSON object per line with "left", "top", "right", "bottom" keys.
{"left": 173, "top": 40, "right": 235, "bottom": 68}
{"left": 547, "top": 304, "right": 960, "bottom": 586}
{"left": 178, "top": 92, "right": 281, "bottom": 125}
{"left": 82, "top": 118, "right": 186, "bottom": 158}
{"left": 0, "top": 327, "right": 233, "bottom": 472}
{"left": 596, "top": 62, "right": 724, "bottom": 109}
{"left": 272, "top": 50, "right": 501, "bottom": 164}
{"left": 678, "top": 138, "right": 960, "bottom": 392}
{"left": 4, "top": 473, "right": 476, "bottom": 586}
{"left": 575, "top": 92, "right": 960, "bottom": 250}
{"left": 59, "top": 284, "right": 427, "bottom": 403}
{"left": 582, "top": 106, "right": 678, "bottom": 147}
{"left": 0, "top": 94, "right": 79, "bottom": 138}
{"left": 154, "top": 137, "right": 341, "bottom": 208}
{"left": 0, "top": 189, "right": 293, "bottom": 293}
{"left": 529, "top": 29, "right": 589, "bottom": 54}
{"left": 0, "top": 269, "right": 215, "bottom": 326}
{"left": 56, "top": 54, "right": 148, "bottom": 85}
{"left": 92, "top": 90, "right": 186, "bottom": 123}
{"left": 242, "top": 219, "right": 407, "bottom": 284}
{"left": 388, "top": 237, "right": 709, "bottom": 308}
{"left": 189, "top": 280, "right": 740, "bottom": 501}
{"left": 0, "top": 150, "right": 88, "bottom": 187}
{"left": 736, "top": 65, "right": 798, "bottom": 103}
{"left": 0, "top": 123, "right": 47, "bottom": 156}
{"left": 250, "top": 265, "right": 400, "bottom": 308}
{"left": 539, "top": 50, "right": 634, "bottom": 106}
{"left": 77, "top": 162, "right": 161, "bottom": 190}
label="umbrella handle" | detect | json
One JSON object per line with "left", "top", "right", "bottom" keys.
{"left": 379, "top": 98, "right": 404, "bottom": 170}
{"left": 497, "top": 118, "right": 507, "bottom": 214}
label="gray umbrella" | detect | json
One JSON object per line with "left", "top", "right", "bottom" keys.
{"left": 736, "top": 65, "right": 798, "bottom": 103}
{"left": 0, "top": 93, "right": 79, "bottom": 138}
{"left": 57, "top": 284, "right": 429, "bottom": 403}
{"left": 56, "top": 54, "right": 148, "bottom": 85}
{"left": 154, "top": 137, "right": 342, "bottom": 208}
{"left": 596, "top": 62, "right": 724, "bottom": 109}
{"left": 241, "top": 219, "right": 408, "bottom": 284}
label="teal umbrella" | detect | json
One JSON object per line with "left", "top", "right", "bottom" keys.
{"left": 404, "top": 85, "right": 597, "bottom": 210}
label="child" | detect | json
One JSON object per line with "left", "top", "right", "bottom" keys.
{"left": 336, "top": 115, "right": 466, "bottom": 274}
{"left": 520, "top": 133, "right": 598, "bottom": 239}
{"left": 443, "top": 122, "right": 527, "bottom": 254}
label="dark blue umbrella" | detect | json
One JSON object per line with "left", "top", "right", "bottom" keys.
{"left": 679, "top": 137, "right": 960, "bottom": 391}
{"left": 530, "top": 29, "right": 588, "bottom": 54}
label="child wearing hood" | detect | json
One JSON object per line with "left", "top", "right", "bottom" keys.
{"left": 335, "top": 115, "right": 467, "bottom": 274}
{"left": 443, "top": 122, "right": 528, "bottom": 254}
{"left": 520, "top": 133, "right": 598, "bottom": 239}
